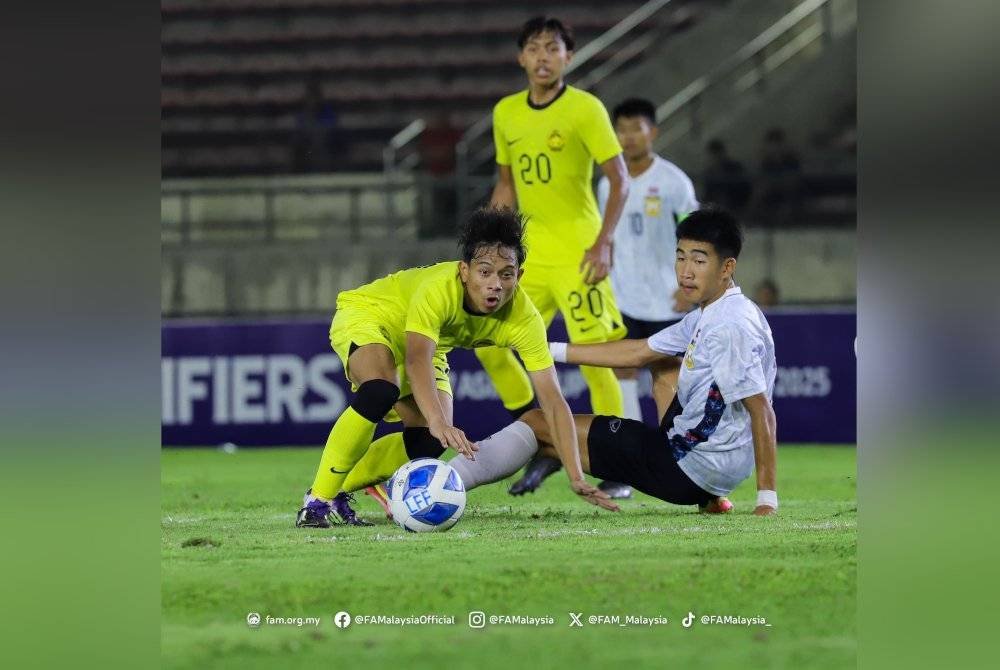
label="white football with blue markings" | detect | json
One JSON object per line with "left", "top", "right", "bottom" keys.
{"left": 387, "top": 458, "right": 466, "bottom": 532}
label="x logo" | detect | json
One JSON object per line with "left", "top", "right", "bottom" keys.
{"left": 569, "top": 612, "right": 583, "bottom": 627}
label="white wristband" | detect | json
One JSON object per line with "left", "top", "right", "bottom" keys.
{"left": 549, "top": 342, "right": 568, "bottom": 363}
{"left": 756, "top": 490, "right": 778, "bottom": 509}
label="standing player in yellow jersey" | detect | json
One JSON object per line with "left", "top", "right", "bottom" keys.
{"left": 479, "top": 16, "right": 632, "bottom": 497}
{"left": 296, "top": 207, "right": 618, "bottom": 527}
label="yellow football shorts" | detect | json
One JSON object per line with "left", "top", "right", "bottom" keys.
{"left": 329, "top": 304, "right": 452, "bottom": 420}
{"left": 519, "top": 262, "right": 628, "bottom": 343}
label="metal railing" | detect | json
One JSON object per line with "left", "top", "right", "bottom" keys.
{"left": 654, "top": 0, "right": 850, "bottom": 149}
{"left": 161, "top": 180, "right": 417, "bottom": 246}
{"left": 383, "top": 118, "right": 426, "bottom": 221}
{"left": 383, "top": 118, "right": 426, "bottom": 174}
{"left": 453, "top": 0, "right": 676, "bottom": 222}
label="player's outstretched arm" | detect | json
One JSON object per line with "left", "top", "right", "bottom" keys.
{"left": 550, "top": 338, "right": 668, "bottom": 369}
{"left": 743, "top": 392, "right": 778, "bottom": 515}
{"left": 489, "top": 165, "right": 517, "bottom": 209}
{"left": 529, "top": 366, "right": 619, "bottom": 512}
{"left": 404, "top": 331, "right": 478, "bottom": 459}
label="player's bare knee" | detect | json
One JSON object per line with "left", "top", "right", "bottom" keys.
{"left": 518, "top": 409, "right": 549, "bottom": 443}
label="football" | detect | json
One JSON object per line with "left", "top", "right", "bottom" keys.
{"left": 388, "top": 458, "right": 467, "bottom": 532}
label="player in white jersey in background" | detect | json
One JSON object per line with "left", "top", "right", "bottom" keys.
{"left": 449, "top": 208, "right": 779, "bottom": 515}
{"left": 592, "top": 98, "right": 699, "bottom": 498}
{"left": 599, "top": 98, "right": 699, "bottom": 417}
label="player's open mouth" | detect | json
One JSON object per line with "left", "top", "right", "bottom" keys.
{"left": 485, "top": 296, "right": 500, "bottom": 307}
{"left": 535, "top": 68, "right": 551, "bottom": 77}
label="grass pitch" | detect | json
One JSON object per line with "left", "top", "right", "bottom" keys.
{"left": 162, "top": 445, "right": 856, "bottom": 669}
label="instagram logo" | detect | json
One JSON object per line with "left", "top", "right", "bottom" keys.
{"left": 468, "top": 611, "right": 486, "bottom": 628}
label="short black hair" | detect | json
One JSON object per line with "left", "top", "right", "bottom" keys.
{"left": 612, "top": 98, "right": 657, "bottom": 125}
{"left": 676, "top": 207, "right": 743, "bottom": 260}
{"left": 518, "top": 16, "right": 575, "bottom": 51}
{"left": 459, "top": 207, "right": 527, "bottom": 266}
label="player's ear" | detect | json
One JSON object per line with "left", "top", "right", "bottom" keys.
{"left": 722, "top": 257, "right": 737, "bottom": 280}
{"left": 458, "top": 261, "right": 470, "bottom": 283}
{"left": 517, "top": 51, "right": 526, "bottom": 69}
{"left": 649, "top": 124, "right": 659, "bottom": 141}
{"left": 517, "top": 267, "right": 525, "bottom": 280}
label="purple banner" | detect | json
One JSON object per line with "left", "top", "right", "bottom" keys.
{"left": 162, "top": 310, "right": 855, "bottom": 446}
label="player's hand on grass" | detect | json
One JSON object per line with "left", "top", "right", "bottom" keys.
{"left": 429, "top": 421, "right": 479, "bottom": 460}
{"left": 571, "top": 479, "right": 620, "bottom": 512}
{"left": 753, "top": 505, "right": 777, "bottom": 516}
{"left": 580, "top": 237, "right": 612, "bottom": 285}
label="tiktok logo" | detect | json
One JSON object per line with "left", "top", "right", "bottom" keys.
{"left": 682, "top": 611, "right": 695, "bottom": 628}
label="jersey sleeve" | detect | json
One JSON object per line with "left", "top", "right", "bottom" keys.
{"left": 596, "top": 176, "right": 610, "bottom": 215}
{"left": 507, "top": 311, "right": 554, "bottom": 372}
{"left": 578, "top": 95, "right": 622, "bottom": 165}
{"left": 404, "top": 277, "right": 453, "bottom": 343}
{"left": 647, "top": 309, "right": 700, "bottom": 355}
{"left": 493, "top": 103, "right": 511, "bottom": 166}
{"left": 676, "top": 170, "right": 699, "bottom": 216}
{"left": 703, "top": 323, "right": 768, "bottom": 402}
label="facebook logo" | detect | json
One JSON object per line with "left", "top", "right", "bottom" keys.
{"left": 333, "top": 611, "right": 352, "bottom": 629}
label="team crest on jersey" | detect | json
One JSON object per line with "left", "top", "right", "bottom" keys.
{"left": 547, "top": 130, "right": 565, "bottom": 151}
{"left": 609, "top": 418, "right": 622, "bottom": 433}
{"left": 685, "top": 342, "right": 696, "bottom": 369}
{"left": 644, "top": 195, "right": 662, "bottom": 217}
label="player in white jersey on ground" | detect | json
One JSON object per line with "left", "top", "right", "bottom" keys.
{"left": 518, "top": 98, "right": 701, "bottom": 499}
{"left": 448, "top": 208, "right": 779, "bottom": 515}
{"left": 598, "top": 98, "right": 700, "bottom": 498}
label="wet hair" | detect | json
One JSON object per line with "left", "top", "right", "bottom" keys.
{"left": 459, "top": 207, "right": 527, "bottom": 266}
{"left": 676, "top": 207, "right": 744, "bottom": 260}
{"left": 612, "top": 98, "right": 657, "bottom": 126}
{"left": 517, "top": 16, "right": 575, "bottom": 51}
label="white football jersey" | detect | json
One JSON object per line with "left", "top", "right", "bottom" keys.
{"left": 646, "top": 286, "right": 776, "bottom": 496}
{"left": 598, "top": 155, "right": 698, "bottom": 322}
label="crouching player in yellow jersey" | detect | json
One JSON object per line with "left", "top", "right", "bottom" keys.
{"left": 296, "top": 207, "right": 618, "bottom": 527}
{"left": 480, "top": 16, "right": 633, "bottom": 497}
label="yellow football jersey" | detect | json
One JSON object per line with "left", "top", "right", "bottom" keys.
{"left": 336, "top": 262, "right": 553, "bottom": 372}
{"left": 493, "top": 85, "right": 622, "bottom": 266}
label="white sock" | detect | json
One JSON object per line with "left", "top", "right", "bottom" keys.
{"left": 619, "top": 378, "right": 642, "bottom": 422}
{"left": 448, "top": 421, "right": 538, "bottom": 490}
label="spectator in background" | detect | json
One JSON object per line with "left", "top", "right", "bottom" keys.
{"left": 753, "top": 278, "right": 780, "bottom": 308}
{"left": 757, "top": 127, "right": 803, "bottom": 224}
{"left": 293, "top": 77, "right": 339, "bottom": 173}
{"left": 702, "top": 139, "right": 752, "bottom": 212}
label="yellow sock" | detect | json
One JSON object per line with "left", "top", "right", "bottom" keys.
{"left": 580, "top": 364, "right": 624, "bottom": 416}
{"left": 310, "top": 407, "right": 378, "bottom": 499}
{"left": 342, "top": 432, "right": 408, "bottom": 493}
{"left": 475, "top": 346, "right": 535, "bottom": 410}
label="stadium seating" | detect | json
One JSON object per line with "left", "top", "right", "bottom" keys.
{"left": 161, "top": 0, "right": 667, "bottom": 176}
